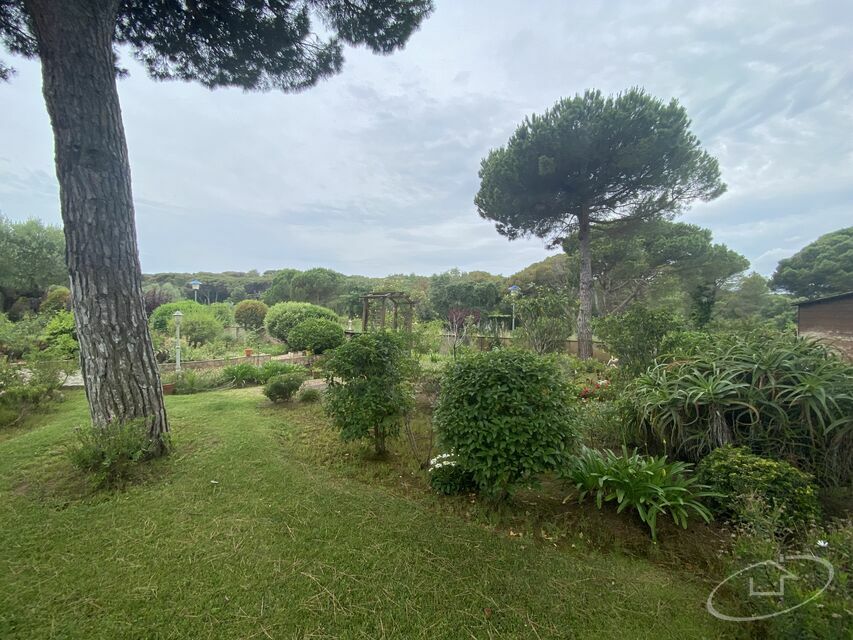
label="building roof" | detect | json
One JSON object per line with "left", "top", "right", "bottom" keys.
{"left": 795, "top": 291, "right": 853, "bottom": 307}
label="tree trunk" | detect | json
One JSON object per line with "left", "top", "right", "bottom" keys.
{"left": 25, "top": 0, "right": 169, "bottom": 452}
{"left": 576, "top": 211, "right": 594, "bottom": 360}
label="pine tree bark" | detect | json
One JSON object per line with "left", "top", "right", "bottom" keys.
{"left": 25, "top": 0, "right": 169, "bottom": 451}
{"left": 576, "top": 210, "right": 594, "bottom": 360}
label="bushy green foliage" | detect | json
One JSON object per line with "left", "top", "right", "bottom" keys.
{"left": 514, "top": 289, "right": 574, "bottom": 355}
{"left": 233, "top": 299, "right": 269, "bottom": 331}
{"left": 595, "top": 305, "right": 682, "bottom": 375}
{"left": 172, "top": 312, "right": 223, "bottom": 345}
{"left": 161, "top": 369, "right": 227, "bottom": 394}
{"left": 297, "top": 387, "right": 321, "bottom": 403}
{"left": 264, "top": 302, "right": 339, "bottom": 344}
{"left": 0, "top": 355, "right": 69, "bottom": 427}
{"left": 263, "top": 370, "right": 307, "bottom": 403}
{"left": 39, "top": 286, "right": 71, "bottom": 314}
{"left": 323, "top": 331, "right": 415, "bottom": 455}
{"left": 258, "top": 360, "right": 307, "bottom": 384}
{"left": 148, "top": 300, "right": 205, "bottom": 332}
{"left": 222, "top": 363, "right": 262, "bottom": 387}
{"left": 434, "top": 350, "right": 579, "bottom": 498}
{"left": 40, "top": 309, "right": 78, "bottom": 359}
{"left": 630, "top": 332, "right": 853, "bottom": 486}
{"left": 68, "top": 420, "right": 160, "bottom": 488}
{"left": 428, "top": 453, "right": 477, "bottom": 495}
{"left": 0, "top": 313, "right": 44, "bottom": 358}
{"left": 770, "top": 226, "right": 853, "bottom": 298}
{"left": 208, "top": 302, "right": 234, "bottom": 326}
{"left": 563, "top": 447, "right": 715, "bottom": 541}
{"left": 286, "top": 318, "right": 344, "bottom": 353}
{"left": 696, "top": 446, "right": 820, "bottom": 534}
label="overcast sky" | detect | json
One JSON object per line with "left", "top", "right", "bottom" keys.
{"left": 1, "top": 0, "right": 851, "bottom": 278}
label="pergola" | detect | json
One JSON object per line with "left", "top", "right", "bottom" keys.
{"left": 360, "top": 292, "right": 415, "bottom": 333}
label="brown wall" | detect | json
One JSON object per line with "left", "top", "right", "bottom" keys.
{"left": 798, "top": 296, "right": 853, "bottom": 360}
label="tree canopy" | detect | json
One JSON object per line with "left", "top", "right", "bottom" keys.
{"left": 0, "top": 215, "right": 67, "bottom": 310}
{"left": 770, "top": 227, "right": 853, "bottom": 299}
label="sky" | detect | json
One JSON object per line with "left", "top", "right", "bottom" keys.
{"left": 1, "top": 0, "right": 851, "bottom": 278}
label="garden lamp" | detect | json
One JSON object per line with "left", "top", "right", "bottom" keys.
{"left": 173, "top": 310, "right": 183, "bottom": 372}
{"left": 508, "top": 285, "right": 521, "bottom": 331}
{"left": 189, "top": 279, "right": 202, "bottom": 302}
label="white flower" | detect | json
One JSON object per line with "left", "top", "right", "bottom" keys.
{"left": 816, "top": 539, "right": 829, "bottom": 548}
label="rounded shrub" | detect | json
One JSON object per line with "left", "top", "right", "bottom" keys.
{"left": 234, "top": 299, "right": 269, "bottom": 331}
{"left": 697, "top": 445, "right": 821, "bottom": 534}
{"left": 434, "top": 350, "right": 580, "bottom": 498}
{"left": 287, "top": 318, "right": 344, "bottom": 354}
{"left": 298, "top": 387, "right": 321, "bottom": 403}
{"left": 258, "top": 361, "right": 307, "bottom": 384}
{"left": 263, "top": 370, "right": 307, "bottom": 403}
{"left": 40, "top": 286, "right": 71, "bottom": 314}
{"left": 148, "top": 300, "right": 204, "bottom": 332}
{"left": 171, "top": 312, "right": 223, "bottom": 345}
{"left": 208, "top": 302, "right": 234, "bottom": 326}
{"left": 264, "top": 302, "right": 339, "bottom": 344}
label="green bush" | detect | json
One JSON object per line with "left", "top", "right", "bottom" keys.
{"left": 148, "top": 300, "right": 205, "bottom": 332}
{"left": 263, "top": 370, "right": 307, "bottom": 403}
{"left": 323, "top": 331, "right": 415, "bottom": 455}
{"left": 222, "top": 363, "right": 262, "bottom": 387}
{"left": 0, "top": 355, "right": 69, "bottom": 427}
{"left": 40, "top": 309, "right": 78, "bottom": 359}
{"left": 161, "top": 369, "right": 227, "bottom": 394}
{"left": 563, "top": 446, "right": 715, "bottom": 541}
{"left": 0, "top": 313, "right": 45, "bottom": 359}
{"left": 287, "top": 318, "right": 344, "bottom": 353}
{"left": 297, "top": 387, "right": 321, "bottom": 403}
{"left": 40, "top": 286, "right": 71, "bottom": 314}
{"left": 208, "top": 302, "right": 234, "bottom": 326}
{"left": 429, "top": 452, "right": 477, "bottom": 495}
{"left": 264, "top": 302, "right": 338, "bottom": 343}
{"left": 171, "top": 312, "right": 223, "bottom": 345}
{"left": 434, "top": 350, "right": 579, "bottom": 499}
{"left": 514, "top": 290, "right": 575, "bottom": 355}
{"left": 234, "top": 299, "right": 268, "bottom": 331}
{"left": 630, "top": 332, "right": 853, "bottom": 486}
{"left": 696, "top": 446, "right": 820, "bottom": 535}
{"left": 258, "top": 361, "right": 307, "bottom": 384}
{"left": 68, "top": 420, "right": 160, "bottom": 488}
{"left": 594, "top": 304, "right": 682, "bottom": 376}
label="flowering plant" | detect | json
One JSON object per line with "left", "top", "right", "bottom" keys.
{"left": 428, "top": 452, "right": 477, "bottom": 495}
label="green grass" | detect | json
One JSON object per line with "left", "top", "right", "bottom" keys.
{"left": 0, "top": 389, "right": 735, "bottom": 639}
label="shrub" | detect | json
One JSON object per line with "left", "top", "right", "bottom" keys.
{"left": 428, "top": 452, "right": 477, "bottom": 495}
{"left": 40, "top": 286, "right": 71, "bottom": 314}
{"left": 594, "top": 304, "right": 682, "bottom": 376}
{"left": 148, "top": 300, "right": 204, "bottom": 332}
{"left": 630, "top": 332, "right": 853, "bottom": 486}
{"left": 161, "top": 369, "right": 227, "bottom": 394}
{"left": 563, "top": 447, "right": 715, "bottom": 541}
{"left": 264, "top": 302, "right": 339, "bottom": 343}
{"left": 222, "top": 363, "right": 262, "bottom": 387}
{"left": 0, "top": 313, "right": 45, "bottom": 359}
{"left": 514, "top": 290, "right": 575, "bottom": 355}
{"left": 0, "top": 355, "right": 68, "bottom": 427}
{"left": 258, "top": 360, "right": 307, "bottom": 383}
{"left": 434, "top": 350, "right": 579, "bottom": 499}
{"left": 171, "top": 312, "right": 223, "bottom": 345}
{"left": 68, "top": 420, "right": 159, "bottom": 488}
{"left": 287, "top": 318, "right": 344, "bottom": 353}
{"left": 298, "top": 387, "right": 321, "bottom": 403}
{"left": 208, "top": 302, "right": 234, "bottom": 326}
{"left": 263, "top": 370, "right": 307, "bottom": 403}
{"left": 696, "top": 446, "right": 820, "bottom": 535}
{"left": 323, "top": 331, "right": 415, "bottom": 455}
{"left": 40, "top": 309, "right": 78, "bottom": 359}
{"left": 234, "top": 299, "right": 268, "bottom": 331}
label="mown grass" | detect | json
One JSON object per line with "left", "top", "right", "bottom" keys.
{"left": 0, "top": 389, "right": 736, "bottom": 639}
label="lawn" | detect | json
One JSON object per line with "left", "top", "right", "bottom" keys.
{"left": 0, "top": 389, "right": 735, "bottom": 639}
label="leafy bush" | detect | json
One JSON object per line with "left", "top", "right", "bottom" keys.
{"left": 696, "top": 446, "right": 820, "bottom": 535}
{"left": 428, "top": 452, "right": 477, "bottom": 495}
{"left": 0, "top": 355, "right": 69, "bottom": 427}
{"left": 563, "top": 447, "right": 715, "bottom": 541}
{"left": 323, "top": 331, "right": 415, "bottom": 455}
{"left": 40, "top": 309, "right": 78, "bottom": 359}
{"left": 161, "top": 369, "right": 227, "bottom": 394}
{"left": 234, "top": 299, "right": 268, "bottom": 331}
{"left": 222, "top": 363, "right": 262, "bottom": 387}
{"left": 286, "top": 318, "right": 344, "bottom": 353}
{"left": 68, "top": 420, "right": 159, "bottom": 488}
{"left": 263, "top": 369, "right": 307, "bottom": 403}
{"left": 40, "top": 286, "right": 71, "bottom": 314}
{"left": 514, "top": 290, "right": 575, "bottom": 355}
{"left": 298, "top": 387, "right": 321, "bottom": 403}
{"left": 0, "top": 313, "right": 45, "bottom": 359}
{"left": 630, "top": 332, "right": 853, "bottom": 486}
{"left": 594, "top": 304, "right": 682, "bottom": 375}
{"left": 148, "top": 300, "right": 205, "bottom": 332}
{"left": 264, "top": 302, "right": 339, "bottom": 344}
{"left": 434, "top": 350, "right": 579, "bottom": 499}
{"left": 258, "top": 360, "right": 307, "bottom": 383}
{"left": 171, "top": 311, "right": 223, "bottom": 345}
{"left": 208, "top": 302, "right": 234, "bottom": 326}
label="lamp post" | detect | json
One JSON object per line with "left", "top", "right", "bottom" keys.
{"left": 189, "top": 279, "right": 202, "bottom": 303}
{"left": 173, "top": 310, "right": 183, "bottom": 373}
{"left": 508, "top": 285, "right": 521, "bottom": 331}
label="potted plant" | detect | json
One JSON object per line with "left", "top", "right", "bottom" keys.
{"left": 244, "top": 348, "right": 253, "bottom": 357}
{"left": 162, "top": 382, "right": 176, "bottom": 395}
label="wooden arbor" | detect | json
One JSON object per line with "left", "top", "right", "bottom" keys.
{"left": 360, "top": 292, "right": 415, "bottom": 333}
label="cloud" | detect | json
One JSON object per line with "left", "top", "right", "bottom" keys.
{"left": 1, "top": 0, "right": 851, "bottom": 278}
